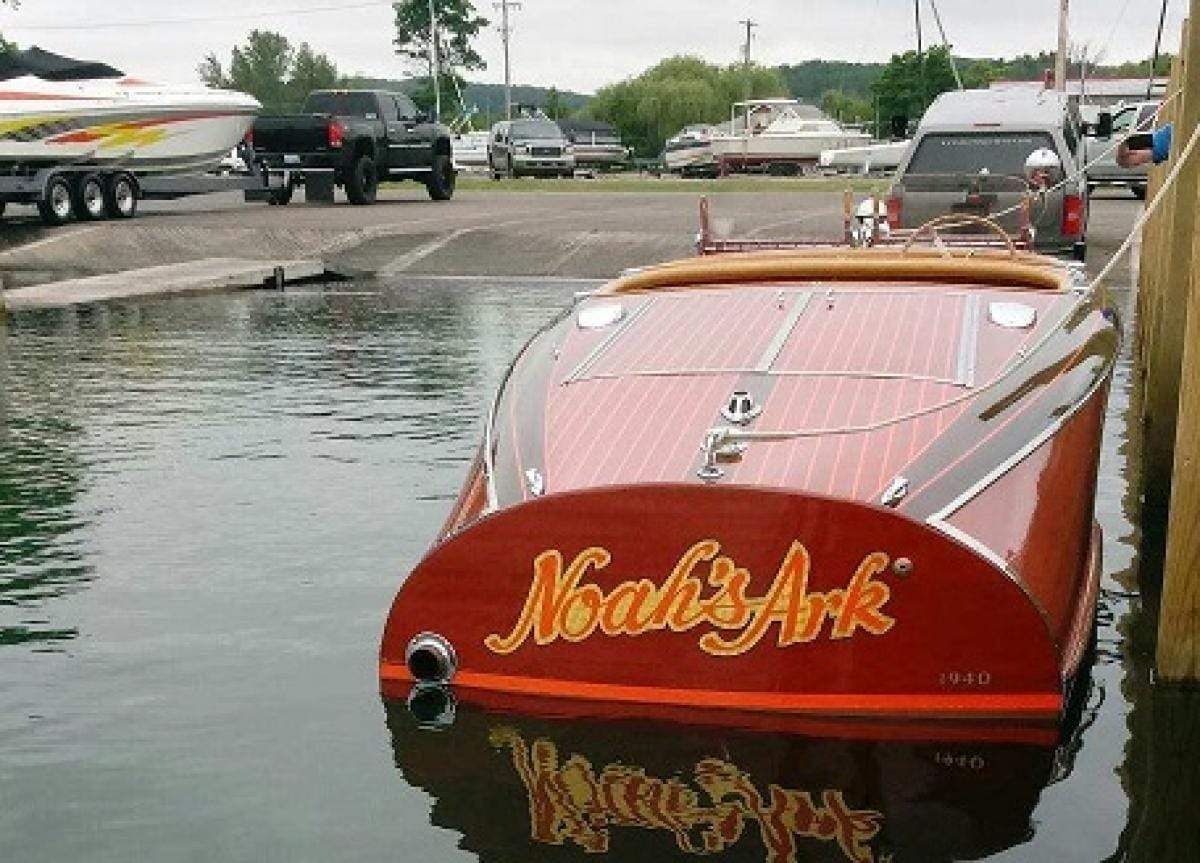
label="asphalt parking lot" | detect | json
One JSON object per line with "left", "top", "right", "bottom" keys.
{"left": 0, "top": 179, "right": 1144, "bottom": 289}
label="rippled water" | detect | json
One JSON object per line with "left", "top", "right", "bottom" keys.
{"left": 0, "top": 274, "right": 1190, "bottom": 862}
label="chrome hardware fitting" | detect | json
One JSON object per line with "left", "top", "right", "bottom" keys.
{"left": 892, "top": 557, "right": 914, "bottom": 576}
{"left": 524, "top": 468, "right": 545, "bottom": 497}
{"left": 721, "top": 390, "right": 762, "bottom": 425}
{"left": 880, "top": 476, "right": 909, "bottom": 507}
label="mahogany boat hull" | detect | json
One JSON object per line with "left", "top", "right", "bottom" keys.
{"left": 381, "top": 249, "right": 1117, "bottom": 722}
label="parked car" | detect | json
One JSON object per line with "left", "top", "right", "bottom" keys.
{"left": 487, "top": 119, "right": 575, "bottom": 179}
{"left": 887, "top": 89, "right": 1092, "bottom": 260}
{"left": 1084, "top": 100, "right": 1158, "bottom": 200}
{"left": 556, "top": 118, "right": 629, "bottom": 171}
{"left": 252, "top": 89, "right": 455, "bottom": 204}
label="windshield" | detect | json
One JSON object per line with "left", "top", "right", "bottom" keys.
{"left": 907, "top": 132, "right": 1058, "bottom": 177}
{"left": 510, "top": 120, "right": 564, "bottom": 141}
{"left": 304, "top": 91, "right": 379, "bottom": 118}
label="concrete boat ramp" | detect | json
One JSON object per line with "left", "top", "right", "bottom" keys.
{"left": 0, "top": 258, "right": 326, "bottom": 311}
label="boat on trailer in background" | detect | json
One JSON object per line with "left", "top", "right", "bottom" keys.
{"left": 0, "top": 47, "right": 263, "bottom": 225}
{"left": 381, "top": 198, "right": 1117, "bottom": 727}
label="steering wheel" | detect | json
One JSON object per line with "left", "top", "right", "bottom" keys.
{"left": 901, "top": 213, "right": 1019, "bottom": 257}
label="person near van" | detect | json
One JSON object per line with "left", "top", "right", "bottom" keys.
{"left": 1118, "top": 124, "right": 1173, "bottom": 168}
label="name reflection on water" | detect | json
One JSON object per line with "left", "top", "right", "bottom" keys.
{"left": 491, "top": 727, "right": 885, "bottom": 863}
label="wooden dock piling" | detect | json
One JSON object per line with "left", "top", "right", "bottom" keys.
{"left": 1135, "top": 4, "right": 1200, "bottom": 680}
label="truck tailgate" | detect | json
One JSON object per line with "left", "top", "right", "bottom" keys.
{"left": 252, "top": 115, "right": 334, "bottom": 155}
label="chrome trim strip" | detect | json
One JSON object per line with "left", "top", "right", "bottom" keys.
{"left": 926, "top": 516, "right": 1057, "bottom": 644}
{"left": 755, "top": 291, "right": 812, "bottom": 372}
{"left": 926, "top": 518, "right": 1013, "bottom": 574}
{"left": 575, "top": 367, "right": 960, "bottom": 386}
{"left": 928, "top": 364, "right": 1112, "bottom": 523}
{"left": 564, "top": 297, "right": 657, "bottom": 383}
{"left": 955, "top": 295, "right": 981, "bottom": 388}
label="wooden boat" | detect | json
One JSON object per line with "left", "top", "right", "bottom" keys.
{"left": 380, "top": 216, "right": 1117, "bottom": 721}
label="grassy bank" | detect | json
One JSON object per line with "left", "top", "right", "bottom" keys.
{"left": 442, "top": 174, "right": 891, "bottom": 195}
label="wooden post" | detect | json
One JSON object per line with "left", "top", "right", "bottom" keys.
{"left": 1136, "top": 53, "right": 1183, "bottom": 375}
{"left": 1158, "top": 4, "right": 1200, "bottom": 680}
{"left": 842, "top": 188, "right": 853, "bottom": 245}
{"left": 1142, "top": 12, "right": 1199, "bottom": 515}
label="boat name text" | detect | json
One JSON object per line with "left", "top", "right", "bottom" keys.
{"left": 484, "top": 540, "right": 896, "bottom": 657}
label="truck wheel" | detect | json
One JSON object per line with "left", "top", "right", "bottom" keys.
{"left": 1131, "top": 184, "right": 1147, "bottom": 201}
{"left": 425, "top": 153, "right": 456, "bottom": 201}
{"left": 71, "top": 173, "right": 108, "bottom": 220}
{"left": 104, "top": 173, "right": 138, "bottom": 219}
{"left": 346, "top": 154, "right": 378, "bottom": 204}
{"left": 37, "top": 174, "right": 74, "bottom": 226}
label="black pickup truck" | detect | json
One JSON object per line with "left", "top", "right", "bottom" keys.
{"left": 251, "top": 89, "right": 455, "bottom": 204}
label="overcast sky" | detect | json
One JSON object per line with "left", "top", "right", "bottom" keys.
{"left": 0, "top": 1, "right": 1186, "bottom": 94}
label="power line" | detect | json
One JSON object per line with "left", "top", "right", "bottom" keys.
{"left": 0, "top": 1, "right": 394, "bottom": 31}
{"left": 1148, "top": 0, "right": 1170, "bottom": 100}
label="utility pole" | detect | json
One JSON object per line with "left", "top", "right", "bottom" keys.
{"left": 914, "top": 0, "right": 923, "bottom": 57}
{"left": 495, "top": 0, "right": 521, "bottom": 120}
{"left": 1056, "top": 0, "right": 1070, "bottom": 91}
{"left": 739, "top": 18, "right": 757, "bottom": 132}
{"left": 427, "top": 0, "right": 441, "bottom": 123}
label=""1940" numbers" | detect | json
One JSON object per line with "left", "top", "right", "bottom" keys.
{"left": 938, "top": 671, "right": 992, "bottom": 687}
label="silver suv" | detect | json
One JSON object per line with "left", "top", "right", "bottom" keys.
{"left": 887, "top": 89, "right": 1091, "bottom": 260}
{"left": 488, "top": 119, "right": 576, "bottom": 179}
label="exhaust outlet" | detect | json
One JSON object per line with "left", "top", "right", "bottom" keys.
{"left": 405, "top": 632, "right": 458, "bottom": 684}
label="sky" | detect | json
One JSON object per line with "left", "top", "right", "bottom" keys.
{"left": 0, "top": 1, "right": 1187, "bottom": 94}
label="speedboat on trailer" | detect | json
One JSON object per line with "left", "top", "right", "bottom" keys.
{"left": 382, "top": 210, "right": 1116, "bottom": 724}
{"left": 0, "top": 47, "right": 259, "bottom": 222}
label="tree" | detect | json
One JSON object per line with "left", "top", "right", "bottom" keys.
{"left": 586, "top": 55, "right": 789, "bottom": 157}
{"left": 872, "top": 46, "right": 958, "bottom": 138}
{"left": 288, "top": 42, "right": 340, "bottom": 106}
{"left": 393, "top": 0, "right": 487, "bottom": 76}
{"left": 197, "top": 31, "right": 339, "bottom": 113}
{"left": 542, "top": 87, "right": 565, "bottom": 119}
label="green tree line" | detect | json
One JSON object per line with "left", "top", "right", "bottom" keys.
{"left": 584, "top": 56, "right": 789, "bottom": 157}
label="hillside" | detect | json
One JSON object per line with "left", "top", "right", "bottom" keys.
{"left": 341, "top": 75, "right": 589, "bottom": 120}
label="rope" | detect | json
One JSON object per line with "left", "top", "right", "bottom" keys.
{"left": 714, "top": 119, "right": 1200, "bottom": 445}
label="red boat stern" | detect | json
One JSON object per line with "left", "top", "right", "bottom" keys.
{"left": 380, "top": 484, "right": 1063, "bottom": 720}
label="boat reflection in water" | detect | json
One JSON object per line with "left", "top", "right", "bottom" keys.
{"left": 385, "top": 685, "right": 1091, "bottom": 863}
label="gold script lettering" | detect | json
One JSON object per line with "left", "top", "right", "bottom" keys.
{"left": 485, "top": 540, "right": 896, "bottom": 658}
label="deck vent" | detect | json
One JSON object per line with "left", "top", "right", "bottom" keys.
{"left": 721, "top": 390, "right": 762, "bottom": 425}
{"left": 988, "top": 302, "right": 1037, "bottom": 329}
{"left": 578, "top": 302, "right": 624, "bottom": 329}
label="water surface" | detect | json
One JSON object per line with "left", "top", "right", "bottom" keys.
{"left": 0, "top": 273, "right": 1186, "bottom": 862}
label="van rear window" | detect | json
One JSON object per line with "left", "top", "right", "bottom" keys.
{"left": 907, "top": 132, "right": 1057, "bottom": 176}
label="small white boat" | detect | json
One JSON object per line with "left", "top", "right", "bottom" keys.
{"left": 663, "top": 124, "right": 718, "bottom": 176}
{"left": 0, "top": 47, "right": 259, "bottom": 175}
{"left": 711, "top": 99, "right": 871, "bottom": 173}
{"left": 819, "top": 140, "right": 911, "bottom": 174}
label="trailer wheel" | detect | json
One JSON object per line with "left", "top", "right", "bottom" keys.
{"left": 104, "top": 173, "right": 138, "bottom": 219}
{"left": 345, "top": 154, "right": 378, "bottom": 204}
{"left": 71, "top": 174, "right": 108, "bottom": 221}
{"left": 37, "top": 174, "right": 74, "bottom": 226}
{"left": 425, "top": 153, "right": 455, "bottom": 201}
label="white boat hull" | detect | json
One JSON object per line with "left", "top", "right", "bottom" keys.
{"left": 0, "top": 75, "right": 259, "bottom": 174}
{"left": 711, "top": 132, "right": 873, "bottom": 165}
{"left": 819, "top": 140, "right": 911, "bottom": 173}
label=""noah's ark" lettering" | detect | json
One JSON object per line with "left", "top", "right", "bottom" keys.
{"left": 484, "top": 540, "right": 897, "bottom": 658}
